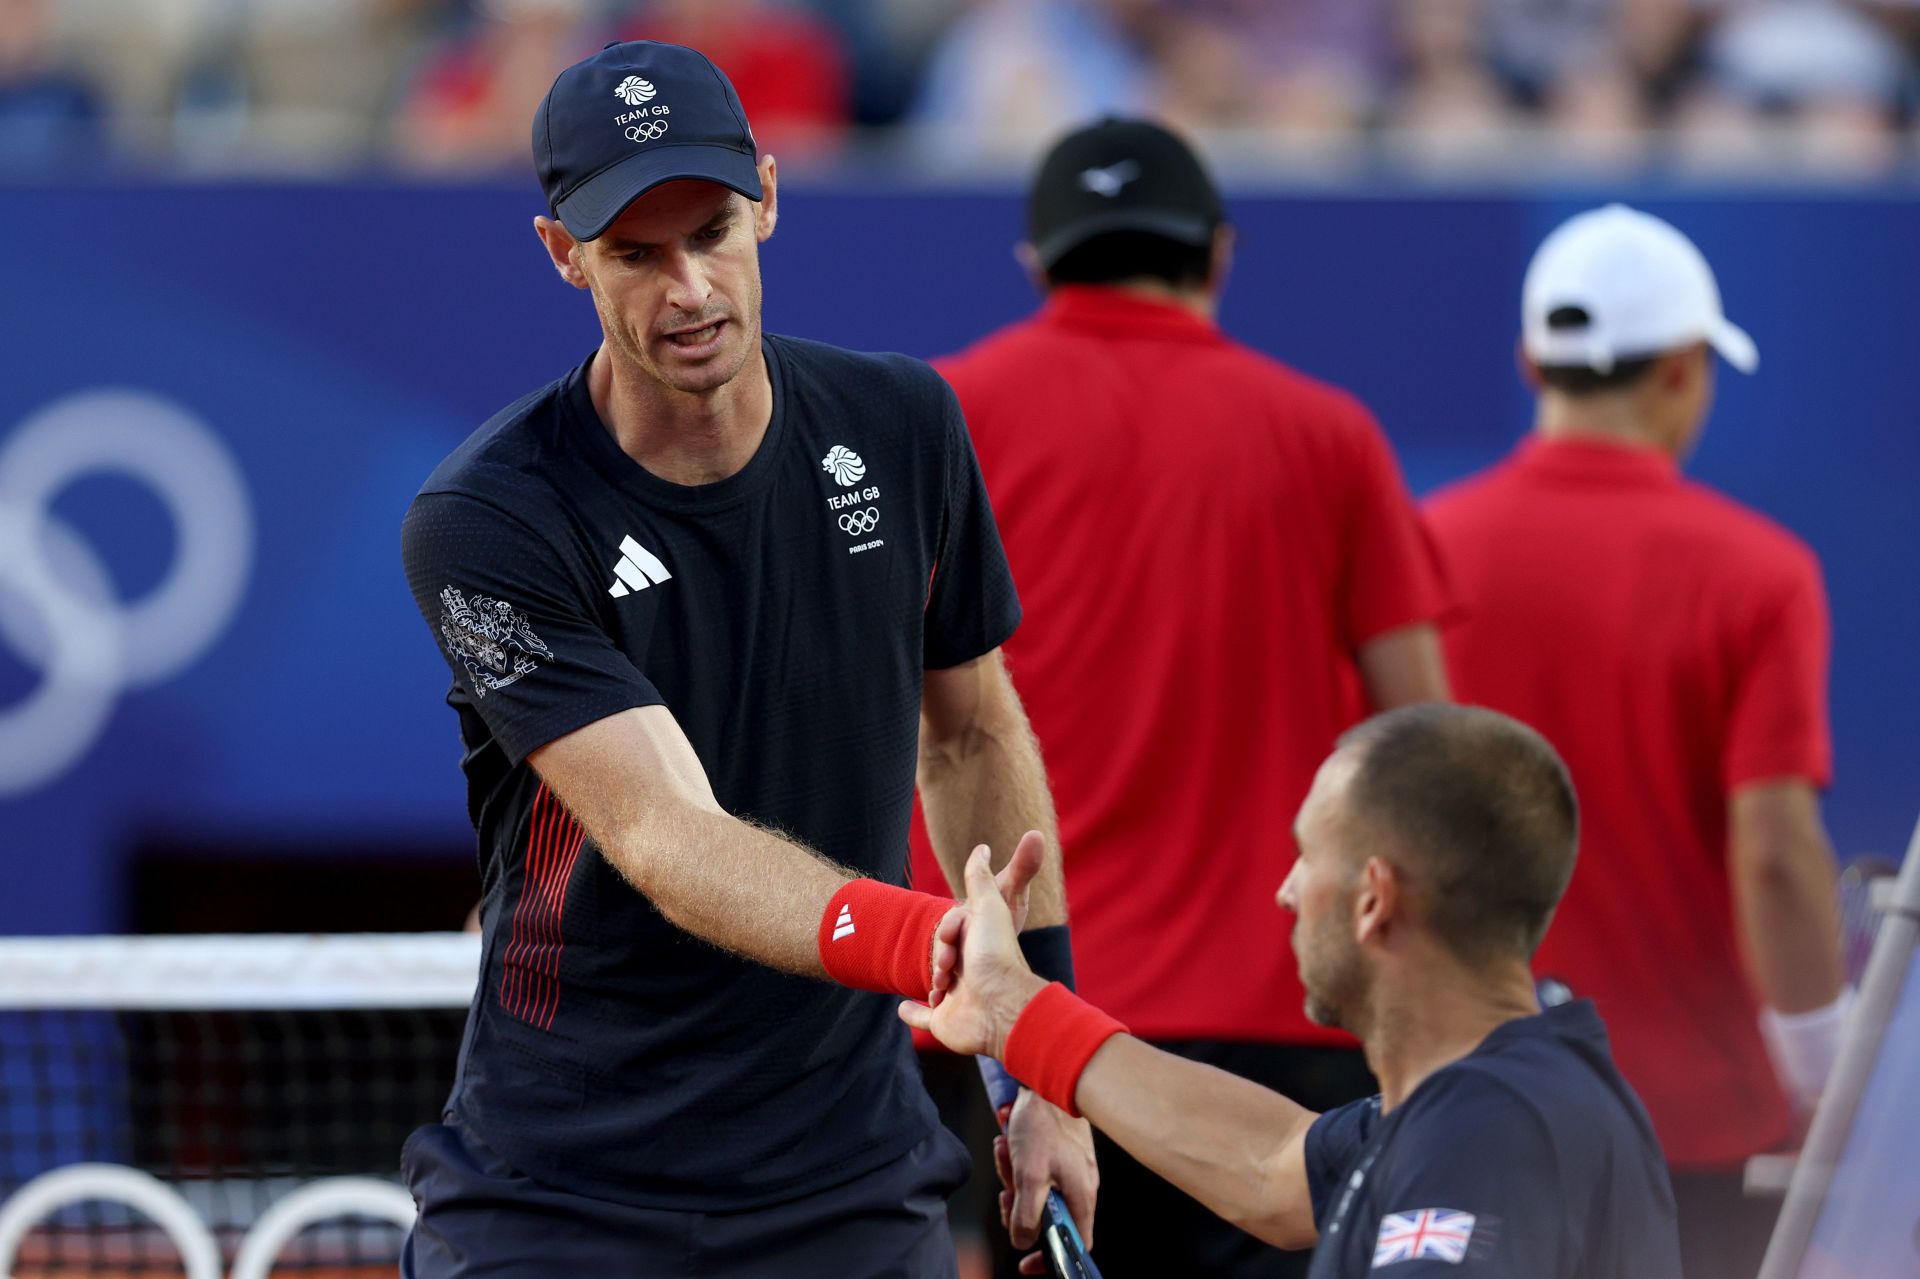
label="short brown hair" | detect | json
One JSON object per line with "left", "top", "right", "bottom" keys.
{"left": 1337, "top": 704, "right": 1578, "bottom": 965}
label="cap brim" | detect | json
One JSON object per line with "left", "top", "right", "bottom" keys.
{"left": 556, "top": 145, "right": 763, "bottom": 242}
{"left": 1709, "top": 317, "right": 1759, "bottom": 374}
{"left": 1033, "top": 208, "right": 1216, "bottom": 269}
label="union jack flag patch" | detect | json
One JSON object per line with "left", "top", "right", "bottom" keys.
{"left": 1372, "top": 1208, "right": 1476, "bottom": 1267}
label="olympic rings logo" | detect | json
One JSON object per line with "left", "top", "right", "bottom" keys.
{"left": 0, "top": 1164, "right": 414, "bottom": 1279}
{"left": 625, "top": 121, "right": 670, "bottom": 144}
{"left": 838, "top": 508, "right": 879, "bottom": 536}
{"left": 0, "top": 391, "right": 253, "bottom": 797}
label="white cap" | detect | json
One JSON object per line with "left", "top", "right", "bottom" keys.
{"left": 1522, "top": 204, "right": 1758, "bottom": 376}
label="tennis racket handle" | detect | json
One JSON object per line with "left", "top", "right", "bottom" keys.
{"left": 975, "top": 1057, "right": 1104, "bottom": 1279}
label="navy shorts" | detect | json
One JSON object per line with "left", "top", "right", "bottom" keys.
{"left": 400, "top": 1114, "right": 969, "bottom": 1279}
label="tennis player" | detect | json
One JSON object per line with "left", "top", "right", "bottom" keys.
{"left": 397, "top": 40, "right": 1092, "bottom": 1277}
{"left": 909, "top": 704, "right": 1683, "bottom": 1278}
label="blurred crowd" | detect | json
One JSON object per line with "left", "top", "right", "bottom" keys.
{"left": 5, "top": 0, "right": 1920, "bottom": 178}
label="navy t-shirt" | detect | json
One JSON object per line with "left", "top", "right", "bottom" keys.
{"left": 399, "top": 334, "right": 1020, "bottom": 1210}
{"left": 1303, "top": 1002, "right": 1681, "bottom": 1278}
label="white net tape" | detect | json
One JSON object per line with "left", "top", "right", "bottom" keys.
{"left": 0, "top": 934, "right": 480, "bottom": 1010}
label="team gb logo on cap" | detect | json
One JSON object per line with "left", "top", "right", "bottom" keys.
{"left": 614, "top": 75, "right": 670, "bottom": 143}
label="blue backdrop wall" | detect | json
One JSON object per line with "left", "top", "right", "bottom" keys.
{"left": 0, "top": 182, "right": 1912, "bottom": 933}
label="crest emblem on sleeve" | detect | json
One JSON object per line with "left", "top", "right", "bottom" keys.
{"left": 438, "top": 586, "right": 552, "bottom": 696}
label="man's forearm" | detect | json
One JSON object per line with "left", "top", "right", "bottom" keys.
{"left": 919, "top": 698, "right": 1066, "bottom": 927}
{"left": 528, "top": 706, "right": 877, "bottom": 982}
{"left": 1730, "top": 783, "right": 1845, "bottom": 1013}
{"left": 1075, "top": 1036, "right": 1319, "bottom": 1248}
{"left": 1732, "top": 844, "right": 1845, "bottom": 1012}
{"left": 607, "top": 801, "right": 851, "bottom": 977}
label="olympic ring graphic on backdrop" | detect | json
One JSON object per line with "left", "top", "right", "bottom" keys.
{"left": 837, "top": 508, "right": 880, "bottom": 536}
{"left": 625, "top": 121, "right": 670, "bottom": 144}
{"left": 0, "top": 391, "right": 253, "bottom": 798}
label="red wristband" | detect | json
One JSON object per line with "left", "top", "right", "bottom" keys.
{"left": 1002, "top": 982, "right": 1127, "bottom": 1118}
{"left": 818, "top": 879, "right": 952, "bottom": 1000}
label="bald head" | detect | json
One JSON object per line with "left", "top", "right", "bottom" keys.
{"left": 1333, "top": 704, "right": 1578, "bottom": 967}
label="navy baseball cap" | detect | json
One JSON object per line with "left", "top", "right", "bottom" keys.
{"left": 534, "top": 41, "right": 762, "bottom": 242}
{"left": 1028, "top": 118, "right": 1222, "bottom": 269}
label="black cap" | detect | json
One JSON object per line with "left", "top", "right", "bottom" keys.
{"left": 1027, "top": 118, "right": 1223, "bottom": 269}
{"left": 534, "top": 41, "right": 762, "bottom": 242}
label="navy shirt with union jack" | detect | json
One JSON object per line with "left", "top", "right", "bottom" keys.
{"left": 399, "top": 335, "right": 1020, "bottom": 1211}
{"left": 1303, "top": 1001, "right": 1681, "bottom": 1277}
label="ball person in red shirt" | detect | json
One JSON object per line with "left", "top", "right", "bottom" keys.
{"left": 1424, "top": 204, "right": 1848, "bottom": 1279}
{"left": 912, "top": 118, "right": 1451, "bottom": 1279}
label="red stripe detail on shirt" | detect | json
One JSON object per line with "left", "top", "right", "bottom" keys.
{"left": 523, "top": 785, "right": 558, "bottom": 1023}
{"left": 528, "top": 795, "right": 566, "bottom": 1026}
{"left": 501, "top": 782, "right": 555, "bottom": 1024}
{"left": 498, "top": 784, "right": 535, "bottom": 1017}
{"left": 536, "top": 814, "right": 587, "bottom": 1030}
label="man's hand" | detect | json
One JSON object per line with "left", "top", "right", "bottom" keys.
{"left": 928, "top": 830, "right": 1045, "bottom": 1008}
{"left": 1001, "top": 1088, "right": 1098, "bottom": 1272}
{"left": 903, "top": 842, "right": 1048, "bottom": 1054}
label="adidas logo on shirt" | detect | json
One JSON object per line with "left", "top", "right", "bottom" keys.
{"left": 832, "top": 905, "right": 856, "bottom": 941}
{"left": 607, "top": 535, "right": 672, "bottom": 598}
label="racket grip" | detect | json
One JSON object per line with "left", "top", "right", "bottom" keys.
{"left": 977, "top": 1056, "right": 1024, "bottom": 1112}
{"left": 974, "top": 1057, "right": 1104, "bottom": 1279}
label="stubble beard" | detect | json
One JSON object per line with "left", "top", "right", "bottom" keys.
{"left": 1299, "top": 924, "right": 1369, "bottom": 1034}
{"left": 598, "top": 276, "right": 763, "bottom": 400}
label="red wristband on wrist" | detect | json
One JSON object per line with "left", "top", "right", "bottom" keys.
{"left": 817, "top": 879, "right": 951, "bottom": 1000}
{"left": 1002, "top": 982, "right": 1127, "bottom": 1118}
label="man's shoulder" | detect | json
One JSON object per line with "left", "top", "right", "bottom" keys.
{"left": 1415, "top": 1008, "right": 1658, "bottom": 1159}
{"left": 1422, "top": 458, "right": 1511, "bottom": 526}
{"left": 936, "top": 313, "right": 1054, "bottom": 381}
{"left": 414, "top": 374, "right": 573, "bottom": 515}
{"left": 769, "top": 332, "right": 950, "bottom": 409}
{"left": 1671, "top": 478, "right": 1821, "bottom": 580}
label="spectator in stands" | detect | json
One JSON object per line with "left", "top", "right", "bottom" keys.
{"left": 1683, "top": 0, "right": 1914, "bottom": 171}
{"left": 1384, "top": 0, "right": 1520, "bottom": 163}
{"left": 1152, "top": 0, "right": 1386, "bottom": 134}
{"left": 910, "top": 0, "right": 1155, "bottom": 156}
{"left": 614, "top": 0, "right": 853, "bottom": 149}
{"left": 0, "top": 0, "right": 104, "bottom": 169}
{"left": 389, "top": 0, "right": 599, "bottom": 172}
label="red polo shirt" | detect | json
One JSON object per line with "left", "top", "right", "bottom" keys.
{"left": 1425, "top": 434, "right": 1832, "bottom": 1169}
{"left": 912, "top": 286, "right": 1448, "bottom": 1044}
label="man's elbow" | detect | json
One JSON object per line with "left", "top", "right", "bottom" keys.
{"left": 1211, "top": 1154, "right": 1318, "bottom": 1251}
{"left": 1731, "top": 821, "right": 1834, "bottom": 898}
{"left": 1220, "top": 1200, "right": 1315, "bottom": 1252}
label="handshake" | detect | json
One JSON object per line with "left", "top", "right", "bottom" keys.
{"left": 905, "top": 835, "right": 1124, "bottom": 1274}
{"left": 906, "top": 832, "right": 1128, "bottom": 1131}
{"left": 906, "top": 833, "right": 1057, "bottom": 1061}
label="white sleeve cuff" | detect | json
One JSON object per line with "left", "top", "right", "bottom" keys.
{"left": 1760, "top": 988, "right": 1856, "bottom": 1109}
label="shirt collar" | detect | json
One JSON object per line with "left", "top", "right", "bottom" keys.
{"left": 1039, "top": 284, "right": 1225, "bottom": 344}
{"left": 1513, "top": 433, "right": 1680, "bottom": 487}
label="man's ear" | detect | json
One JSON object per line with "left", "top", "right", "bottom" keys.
{"left": 1354, "top": 856, "right": 1399, "bottom": 946}
{"left": 1208, "top": 223, "right": 1235, "bottom": 298}
{"left": 1516, "top": 338, "right": 1544, "bottom": 390}
{"left": 1014, "top": 242, "right": 1048, "bottom": 295}
{"left": 534, "top": 215, "right": 589, "bottom": 290}
{"left": 1655, "top": 343, "right": 1706, "bottom": 393}
{"left": 753, "top": 155, "right": 779, "bottom": 242}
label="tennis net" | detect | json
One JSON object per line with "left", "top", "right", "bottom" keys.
{"left": 0, "top": 933, "right": 478, "bottom": 1278}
